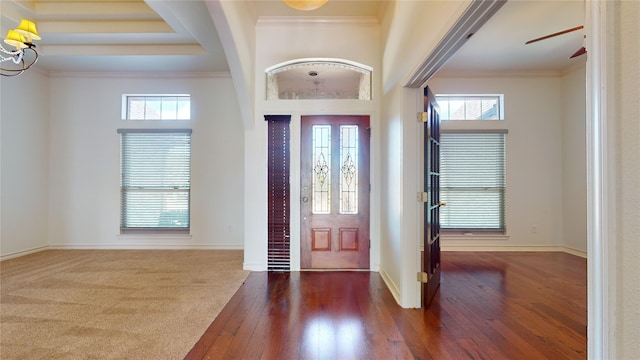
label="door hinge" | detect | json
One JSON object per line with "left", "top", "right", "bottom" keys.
{"left": 417, "top": 191, "right": 428, "bottom": 203}
{"left": 417, "top": 112, "right": 427, "bottom": 123}
{"left": 417, "top": 272, "right": 429, "bottom": 283}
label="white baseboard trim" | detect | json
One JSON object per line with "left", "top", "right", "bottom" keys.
{"left": 48, "top": 244, "right": 244, "bottom": 250}
{"left": 442, "top": 245, "right": 564, "bottom": 252}
{"left": 562, "top": 246, "right": 588, "bottom": 258}
{"left": 0, "top": 245, "right": 48, "bottom": 261}
{"left": 3, "top": 245, "right": 244, "bottom": 262}
{"left": 440, "top": 244, "right": 587, "bottom": 257}
{"left": 379, "top": 269, "right": 401, "bottom": 306}
{"left": 243, "top": 263, "right": 266, "bottom": 271}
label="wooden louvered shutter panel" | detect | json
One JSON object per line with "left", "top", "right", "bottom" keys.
{"left": 266, "top": 115, "right": 291, "bottom": 270}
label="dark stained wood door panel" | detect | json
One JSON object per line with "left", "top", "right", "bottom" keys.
{"left": 423, "top": 86, "right": 442, "bottom": 307}
{"left": 300, "top": 115, "right": 370, "bottom": 269}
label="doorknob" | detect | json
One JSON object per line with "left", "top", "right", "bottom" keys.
{"left": 437, "top": 201, "right": 447, "bottom": 207}
{"left": 302, "top": 196, "right": 309, "bottom": 203}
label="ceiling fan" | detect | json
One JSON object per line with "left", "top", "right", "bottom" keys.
{"left": 525, "top": 25, "right": 586, "bottom": 58}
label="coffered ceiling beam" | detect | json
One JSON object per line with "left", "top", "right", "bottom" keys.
{"left": 34, "top": 2, "right": 157, "bottom": 18}
{"left": 40, "top": 43, "right": 206, "bottom": 56}
{"left": 37, "top": 20, "right": 174, "bottom": 34}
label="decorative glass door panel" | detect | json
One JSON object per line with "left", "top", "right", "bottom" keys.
{"left": 312, "top": 125, "right": 331, "bottom": 214}
{"left": 340, "top": 125, "right": 359, "bottom": 215}
{"left": 301, "top": 116, "right": 370, "bottom": 269}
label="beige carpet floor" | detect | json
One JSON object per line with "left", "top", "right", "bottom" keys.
{"left": 0, "top": 250, "right": 249, "bottom": 360}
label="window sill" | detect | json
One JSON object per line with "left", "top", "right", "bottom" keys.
{"left": 117, "top": 233, "right": 192, "bottom": 242}
{"left": 441, "top": 233, "right": 509, "bottom": 242}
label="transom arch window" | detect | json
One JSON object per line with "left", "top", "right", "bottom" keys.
{"left": 266, "top": 58, "right": 372, "bottom": 100}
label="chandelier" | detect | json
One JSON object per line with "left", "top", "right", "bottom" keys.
{"left": 1, "top": 19, "right": 41, "bottom": 77}
{"left": 283, "top": 0, "right": 328, "bottom": 11}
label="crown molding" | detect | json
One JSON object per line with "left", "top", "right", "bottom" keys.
{"left": 433, "top": 60, "right": 586, "bottom": 79}
{"left": 560, "top": 59, "right": 587, "bottom": 76}
{"left": 433, "top": 69, "right": 564, "bottom": 79}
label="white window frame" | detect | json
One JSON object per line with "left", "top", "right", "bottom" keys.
{"left": 121, "top": 94, "right": 191, "bottom": 120}
{"left": 437, "top": 94, "right": 504, "bottom": 121}
{"left": 118, "top": 93, "right": 193, "bottom": 234}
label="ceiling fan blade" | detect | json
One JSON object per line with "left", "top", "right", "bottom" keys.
{"left": 570, "top": 46, "right": 587, "bottom": 58}
{"left": 525, "top": 25, "right": 584, "bottom": 44}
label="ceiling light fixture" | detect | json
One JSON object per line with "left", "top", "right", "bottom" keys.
{"left": 1, "top": 19, "right": 41, "bottom": 77}
{"left": 283, "top": 0, "right": 328, "bottom": 11}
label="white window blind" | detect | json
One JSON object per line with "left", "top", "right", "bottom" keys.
{"left": 440, "top": 132, "right": 506, "bottom": 232}
{"left": 118, "top": 129, "right": 192, "bottom": 232}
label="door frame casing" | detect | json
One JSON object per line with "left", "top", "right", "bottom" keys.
{"left": 261, "top": 109, "right": 380, "bottom": 273}
{"left": 586, "top": 1, "right": 617, "bottom": 358}
{"left": 299, "top": 115, "right": 371, "bottom": 269}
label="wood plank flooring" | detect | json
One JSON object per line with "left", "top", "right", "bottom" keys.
{"left": 185, "top": 252, "right": 586, "bottom": 360}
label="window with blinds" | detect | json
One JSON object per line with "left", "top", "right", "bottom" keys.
{"left": 440, "top": 132, "right": 506, "bottom": 232}
{"left": 118, "top": 129, "right": 192, "bottom": 233}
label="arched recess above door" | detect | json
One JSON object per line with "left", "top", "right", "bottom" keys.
{"left": 266, "top": 58, "right": 372, "bottom": 101}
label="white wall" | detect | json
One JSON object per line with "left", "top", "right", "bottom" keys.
{"left": 243, "top": 18, "right": 382, "bottom": 271}
{"left": 378, "top": 0, "right": 525, "bottom": 308}
{"left": 208, "top": 0, "right": 256, "bottom": 128}
{"left": 426, "top": 76, "right": 565, "bottom": 249}
{"left": 379, "top": 83, "right": 408, "bottom": 303}
{"left": 380, "top": 0, "right": 470, "bottom": 91}
{"left": 561, "top": 64, "right": 587, "bottom": 254}
{"left": 0, "top": 71, "right": 50, "bottom": 258}
{"left": 47, "top": 74, "right": 244, "bottom": 249}
{"left": 428, "top": 69, "right": 589, "bottom": 255}
{"left": 616, "top": 1, "right": 640, "bottom": 357}
{"left": 378, "top": 0, "right": 472, "bottom": 308}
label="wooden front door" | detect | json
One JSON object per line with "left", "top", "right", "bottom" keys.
{"left": 300, "top": 115, "right": 370, "bottom": 269}
{"left": 422, "top": 87, "right": 442, "bottom": 307}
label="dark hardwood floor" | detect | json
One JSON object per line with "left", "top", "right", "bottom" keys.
{"left": 185, "top": 252, "right": 586, "bottom": 360}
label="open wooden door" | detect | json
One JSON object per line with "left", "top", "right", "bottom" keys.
{"left": 300, "top": 115, "right": 370, "bottom": 269}
{"left": 422, "top": 86, "right": 442, "bottom": 307}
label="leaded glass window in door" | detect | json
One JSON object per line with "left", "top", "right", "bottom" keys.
{"left": 311, "top": 124, "right": 361, "bottom": 215}
{"left": 312, "top": 125, "right": 331, "bottom": 214}
{"left": 340, "top": 125, "right": 358, "bottom": 214}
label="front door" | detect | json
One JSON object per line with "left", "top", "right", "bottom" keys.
{"left": 422, "top": 87, "right": 442, "bottom": 307}
{"left": 300, "top": 115, "right": 370, "bottom": 269}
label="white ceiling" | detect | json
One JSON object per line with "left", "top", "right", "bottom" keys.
{"left": 440, "top": 0, "right": 586, "bottom": 75}
{"left": 0, "top": 0, "right": 585, "bottom": 75}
